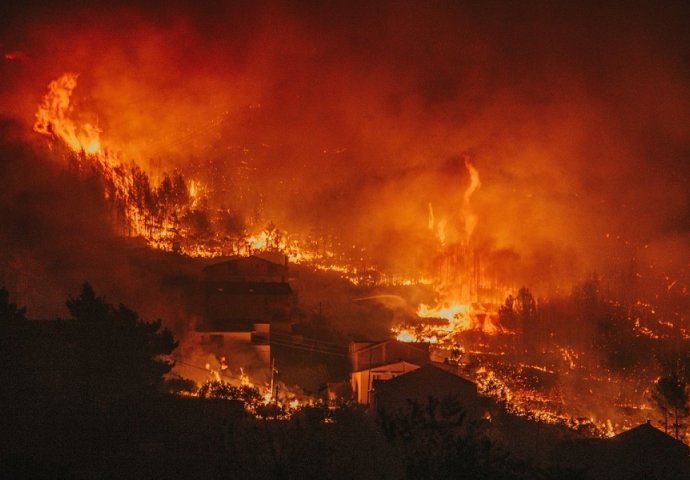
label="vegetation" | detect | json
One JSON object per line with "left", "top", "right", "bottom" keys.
{"left": 0, "top": 283, "right": 685, "bottom": 479}
{"left": 65, "top": 283, "right": 178, "bottom": 402}
{"left": 378, "top": 395, "right": 583, "bottom": 480}
{"left": 652, "top": 375, "right": 690, "bottom": 440}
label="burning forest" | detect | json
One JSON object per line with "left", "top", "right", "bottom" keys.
{"left": 2, "top": 1, "right": 690, "bottom": 479}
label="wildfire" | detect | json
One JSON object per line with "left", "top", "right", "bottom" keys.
{"left": 395, "top": 157, "right": 492, "bottom": 342}
{"left": 31, "top": 74, "right": 673, "bottom": 440}
{"left": 475, "top": 367, "right": 616, "bottom": 437}
{"left": 195, "top": 358, "right": 316, "bottom": 419}
{"left": 31, "top": 73, "right": 376, "bottom": 281}
{"left": 462, "top": 156, "right": 481, "bottom": 243}
{"left": 34, "top": 73, "right": 102, "bottom": 155}
{"left": 418, "top": 302, "right": 469, "bottom": 322}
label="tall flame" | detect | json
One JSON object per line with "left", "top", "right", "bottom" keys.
{"left": 34, "top": 73, "right": 101, "bottom": 155}
{"left": 462, "top": 157, "right": 481, "bottom": 243}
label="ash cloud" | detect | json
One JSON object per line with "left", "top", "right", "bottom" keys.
{"left": 2, "top": 0, "right": 690, "bottom": 307}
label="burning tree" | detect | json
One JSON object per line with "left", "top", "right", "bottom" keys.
{"left": 198, "top": 380, "right": 262, "bottom": 405}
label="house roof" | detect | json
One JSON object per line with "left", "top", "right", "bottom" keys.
{"left": 202, "top": 255, "right": 285, "bottom": 273}
{"left": 610, "top": 421, "right": 690, "bottom": 455}
{"left": 376, "top": 362, "right": 477, "bottom": 391}
{"left": 350, "top": 339, "right": 430, "bottom": 353}
{"left": 372, "top": 363, "right": 490, "bottom": 419}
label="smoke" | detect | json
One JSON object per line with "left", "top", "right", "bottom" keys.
{"left": 1, "top": 0, "right": 690, "bottom": 310}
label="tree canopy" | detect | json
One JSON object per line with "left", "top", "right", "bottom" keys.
{"left": 0, "top": 286, "right": 27, "bottom": 323}
{"left": 652, "top": 374, "right": 690, "bottom": 440}
{"left": 65, "top": 282, "right": 178, "bottom": 401}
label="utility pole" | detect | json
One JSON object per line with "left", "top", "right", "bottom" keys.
{"left": 269, "top": 356, "right": 276, "bottom": 402}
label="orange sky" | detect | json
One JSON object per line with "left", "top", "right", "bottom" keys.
{"left": 2, "top": 0, "right": 690, "bottom": 311}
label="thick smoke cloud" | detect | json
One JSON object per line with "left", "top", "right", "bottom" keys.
{"left": 1, "top": 0, "right": 690, "bottom": 314}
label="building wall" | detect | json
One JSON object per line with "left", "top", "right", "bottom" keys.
{"left": 351, "top": 361, "right": 420, "bottom": 404}
{"left": 203, "top": 290, "right": 291, "bottom": 326}
{"left": 195, "top": 330, "right": 271, "bottom": 383}
{"left": 373, "top": 364, "right": 491, "bottom": 422}
{"left": 350, "top": 340, "right": 430, "bottom": 373}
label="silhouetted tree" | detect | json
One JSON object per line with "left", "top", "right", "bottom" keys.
{"left": 0, "top": 287, "right": 29, "bottom": 404}
{"left": 198, "top": 380, "right": 262, "bottom": 406}
{"left": 594, "top": 303, "right": 652, "bottom": 374}
{"left": 498, "top": 294, "right": 517, "bottom": 330}
{"left": 571, "top": 278, "right": 606, "bottom": 350}
{"left": 499, "top": 287, "right": 537, "bottom": 352}
{"left": 164, "top": 376, "right": 198, "bottom": 395}
{"left": 652, "top": 374, "right": 689, "bottom": 439}
{"left": 66, "top": 283, "right": 177, "bottom": 403}
{"left": 515, "top": 287, "right": 537, "bottom": 322}
{"left": 0, "top": 286, "right": 27, "bottom": 323}
{"left": 378, "top": 395, "right": 524, "bottom": 480}
{"left": 181, "top": 208, "right": 213, "bottom": 249}
{"left": 217, "top": 208, "right": 246, "bottom": 254}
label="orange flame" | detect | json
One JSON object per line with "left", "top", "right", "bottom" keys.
{"left": 462, "top": 157, "right": 481, "bottom": 243}
{"left": 34, "top": 73, "right": 101, "bottom": 155}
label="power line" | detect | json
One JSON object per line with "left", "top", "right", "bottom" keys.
{"left": 270, "top": 330, "right": 348, "bottom": 350}
{"left": 269, "top": 338, "right": 348, "bottom": 357}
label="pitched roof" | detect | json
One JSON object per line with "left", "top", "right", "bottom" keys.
{"left": 376, "top": 362, "right": 477, "bottom": 391}
{"left": 611, "top": 421, "right": 690, "bottom": 455}
{"left": 202, "top": 255, "right": 285, "bottom": 272}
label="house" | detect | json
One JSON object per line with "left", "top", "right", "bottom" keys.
{"left": 550, "top": 421, "right": 690, "bottom": 479}
{"left": 349, "top": 340, "right": 430, "bottom": 404}
{"left": 372, "top": 363, "right": 493, "bottom": 423}
{"left": 194, "top": 255, "right": 294, "bottom": 381}
{"left": 200, "top": 255, "right": 292, "bottom": 331}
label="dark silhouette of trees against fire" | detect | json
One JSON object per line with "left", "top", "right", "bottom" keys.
{"left": 0, "top": 283, "right": 599, "bottom": 479}
{"left": 652, "top": 375, "right": 689, "bottom": 440}
{"left": 653, "top": 344, "right": 690, "bottom": 440}
{"left": 1, "top": 281, "right": 177, "bottom": 407}
{"left": 0, "top": 287, "right": 28, "bottom": 404}
{"left": 376, "top": 395, "right": 583, "bottom": 480}
{"left": 499, "top": 286, "right": 539, "bottom": 353}
{"left": 0, "top": 286, "right": 26, "bottom": 323}
{"left": 0, "top": 283, "right": 180, "bottom": 477}
{"left": 65, "top": 282, "right": 178, "bottom": 403}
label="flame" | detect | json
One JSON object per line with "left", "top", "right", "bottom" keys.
{"left": 462, "top": 157, "right": 481, "bottom": 243}
{"left": 395, "top": 328, "right": 424, "bottom": 343}
{"left": 34, "top": 73, "right": 102, "bottom": 155}
{"left": 30, "top": 73, "right": 674, "bottom": 437}
{"left": 193, "top": 357, "right": 316, "bottom": 419}
{"left": 418, "top": 302, "right": 470, "bottom": 322}
{"left": 427, "top": 202, "right": 448, "bottom": 246}
{"left": 427, "top": 202, "right": 435, "bottom": 230}
{"left": 30, "top": 73, "right": 375, "bottom": 280}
